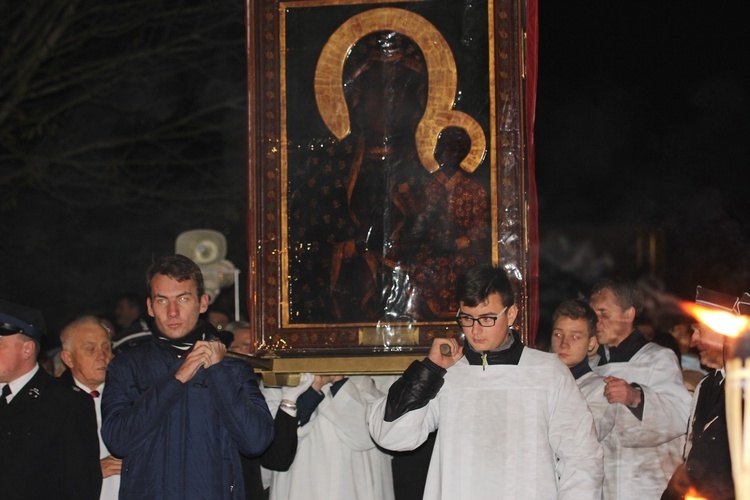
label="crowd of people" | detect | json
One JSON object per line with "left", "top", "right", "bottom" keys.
{"left": 0, "top": 256, "right": 737, "bottom": 499}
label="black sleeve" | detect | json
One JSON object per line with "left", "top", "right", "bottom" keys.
{"left": 628, "top": 382, "right": 645, "bottom": 420}
{"left": 329, "top": 377, "right": 348, "bottom": 396}
{"left": 259, "top": 409, "right": 299, "bottom": 471}
{"left": 296, "top": 386, "right": 325, "bottom": 426}
{"left": 384, "top": 359, "right": 446, "bottom": 422}
{"left": 62, "top": 390, "right": 103, "bottom": 500}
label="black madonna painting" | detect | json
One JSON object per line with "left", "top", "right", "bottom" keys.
{"left": 248, "top": 0, "right": 528, "bottom": 353}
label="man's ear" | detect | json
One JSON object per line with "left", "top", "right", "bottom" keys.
{"left": 506, "top": 304, "right": 519, "bottom": 326}
{"left": 60, "top": 349, "right": 74, "bottom": 369}
{"left": 146, "top": 297, "right": 155, "bottom": 318}
{"left": 22, "top": 340, "right": 36, "bottom": 361}
{"left": 587, "top": 336, "right": 598, "bottom": 354}
{"left": 199, "top": 294, "right": 209, "bottom": 314}
{"left": 625, "top": 306, "right": 636, "bottom": 322}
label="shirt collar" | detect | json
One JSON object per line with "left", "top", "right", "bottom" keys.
{"left": 3, "top": 363, "right": 40, "bottom": 404}
{"left": 72, "top": 376, "right": 104, "bottom": 395}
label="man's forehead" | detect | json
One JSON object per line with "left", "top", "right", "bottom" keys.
{"left": 459, "top": 294, "right": 502, "bottom": 309}
{"left": 553, "top": 317, "right": 587, "bottom": 330}
{"left": 0, "top": 333, "right": 24, "bottom": 344}
{"left": 151, "top": 275, "right": 198, "bottom": 295}
{"left": 695, "top": 322, "right": 723, "bottom": 335}
{"left": 591, "top": 290, "right": 622, "bottom": 308}
{"left": 72, "top": 324, "right": 110, "bottom": 339}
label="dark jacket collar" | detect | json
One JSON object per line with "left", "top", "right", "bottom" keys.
{"left": 8, "top": 366, "right": 56, "bottom": 406}
{"left": 151, "top": 320, "right": 217, "bottom": 356}
{"left": 58, "top": 368, "right": 75, "bottom": 385}
{"left": 463, "top": 329, "right": 524, "bottom": 366}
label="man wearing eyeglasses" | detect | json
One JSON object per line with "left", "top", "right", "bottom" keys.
{"left": 368, "top": 264, "right": 603, "bottom": 499}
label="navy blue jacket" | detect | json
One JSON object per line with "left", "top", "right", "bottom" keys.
{"left": 101, "top": 333, "right": 274, "bottom": 499}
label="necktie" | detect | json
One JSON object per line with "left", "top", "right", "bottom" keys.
{"left": 90, "top": 390, "right": 100, "bottom": 398}
{"left": 709, "top": 370, "right": 724, "bottom": 404}
{"left": 1, "top": 384, "right": 12, "bottom": 407}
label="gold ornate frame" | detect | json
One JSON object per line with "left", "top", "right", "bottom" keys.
{"left": 246, "top": 0, "right": 530, "bottom": 358}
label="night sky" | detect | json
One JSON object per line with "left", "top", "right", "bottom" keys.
{"left": 1, "top": 2, "right": 749, "bottom": 344}
{"left": 535, "top": 3, "right": 750, "bottom": 337}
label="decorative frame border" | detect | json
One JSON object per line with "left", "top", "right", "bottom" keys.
{"left": 246, "top": 0, "right": 529, "bottom": 355}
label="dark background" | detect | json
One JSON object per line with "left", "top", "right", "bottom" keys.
{"left": 1, "top": 1, "right": 749, "bottom": 347}
{"left": 535, "top": 2, "right": 750, "bottom": 342}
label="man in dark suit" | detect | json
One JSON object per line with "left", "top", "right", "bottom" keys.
{"left": 663, "top": 287, "right": 737, "bottom": 500}
{"left": 0, "top": 299, "right": 102, "bottom": 500}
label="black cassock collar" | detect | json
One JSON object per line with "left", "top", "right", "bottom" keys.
{"left": 598, "top": 329, "right": 648, "bottom": 365}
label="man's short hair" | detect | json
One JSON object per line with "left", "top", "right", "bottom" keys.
{"left": 552, "top": 300, "right": 598, "bottom": 338}
{"left": 146, "top": 255, "right": 205, "bottom": 298}
{"left": 60, "top": 315, "right": 112, "bottom": 351}
{"left": 206, "top": 306, "right": 231, "bottom": 320}
{"left": 117, "top": 292, "right": 144, "bottom": 314}
{"left": 224, "top": 321, "right": 250, "bottom": 333}
{"left": 591, "top": 277, "right": 644, "bottom": 316}
{"left": 456, "top": 264, "right": 515, "bottom": 308}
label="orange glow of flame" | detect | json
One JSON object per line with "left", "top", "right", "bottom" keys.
{"left": 681, "top": 302, "right": 750, "bottom": 337}
{"left": 685, "top": 488, "right": 708, "bottom": 500}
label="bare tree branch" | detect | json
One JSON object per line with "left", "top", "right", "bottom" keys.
{"left": 0, "top": 0, "right": 247, "bottom": 212}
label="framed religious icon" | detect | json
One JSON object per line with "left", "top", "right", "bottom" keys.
{"left": 246, "top": 0, "right": 535, "bottom": 363}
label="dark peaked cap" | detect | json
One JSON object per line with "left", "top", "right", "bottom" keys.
{"left": 696, "top": 286, "right": 742, "bottom": 313}
{"left": 0, "top": 299, "right": 47, "bottom": 341}
{"left": 738, "top": 292, "right": 750, "bottom": 316}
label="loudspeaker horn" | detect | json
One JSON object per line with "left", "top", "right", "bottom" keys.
{"left": 202, "top": 259, "right": 237, "bottom": 305}
{"left": 175, "top": 229, "right": 227, "bottom": 265}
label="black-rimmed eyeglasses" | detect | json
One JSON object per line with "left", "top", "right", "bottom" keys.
{"left": 455, "top": 307, "right": 508, "bottom": 328}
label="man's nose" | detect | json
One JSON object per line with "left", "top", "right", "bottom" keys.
{"left": 167, "top": 301, "right": 179, "bottom": 317}
{"left": 689, "top": 331, "right": 699, "bottom": 348}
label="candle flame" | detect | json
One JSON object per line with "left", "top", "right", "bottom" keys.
{"left": 681, "top": 302, "right": 750, "bottom": 337}
{"left": 685, "top": 489, "right": 708, "bottom": 500}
